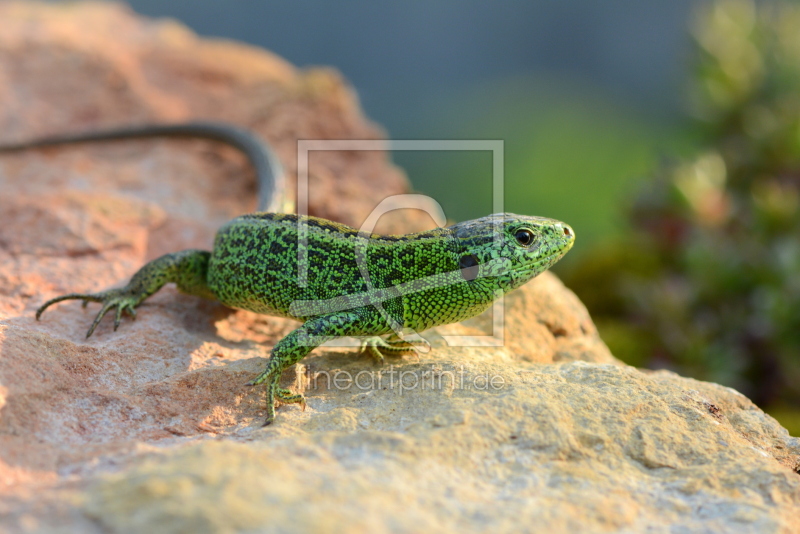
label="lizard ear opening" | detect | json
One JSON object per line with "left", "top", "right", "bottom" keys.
{"left": 459, "top": 254, "right": 480, "bottom": 281}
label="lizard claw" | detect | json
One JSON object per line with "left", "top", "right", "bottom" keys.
{"left": 360, "top": 338, "right": 386, "bottom": 364}
{"left": 114, "top": 304, "right": 124, "bottom": 331}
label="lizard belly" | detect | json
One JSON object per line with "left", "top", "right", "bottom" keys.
{"left": 401, "top": 284, "right": 495, "bottom": 332}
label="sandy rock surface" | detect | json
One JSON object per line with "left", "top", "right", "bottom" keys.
{"left": 0, "top": 3, "right": 798, "bottom": 533}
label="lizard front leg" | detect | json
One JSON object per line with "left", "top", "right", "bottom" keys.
{"left": 37, "top": 249, "right": 215, "bottom": 338}
{"left": 248, "top": 310, "right": 383, "bottom": 425}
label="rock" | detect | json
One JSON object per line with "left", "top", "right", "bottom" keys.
{"left": 0, "top": 3, "right": 798, "bottom": 534}
{"left": 0, "top": 0, "right": 431, "bottom": 238}
{"left": 76, "top": 367, "right": 799, "bottom": 534}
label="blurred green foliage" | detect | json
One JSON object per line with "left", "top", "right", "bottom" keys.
{"left": 564, "top": 0, "right": 800, "bottom": 434}
{"left": 398, "top": 76, "right": 661, "bottom": 268}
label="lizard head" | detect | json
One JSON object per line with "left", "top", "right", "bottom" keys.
{"left": 449, "top": 213, "right": 575, "bottom": 292}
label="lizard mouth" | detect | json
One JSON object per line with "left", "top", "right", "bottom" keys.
{"left": 512, "top": 246, "right": 571, "bottom": 277}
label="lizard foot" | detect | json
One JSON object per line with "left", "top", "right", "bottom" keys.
{"left": 36, "top": 288, "right": 143, "bottom": 338}
{"left": 258, "top": 385, "right": 305, "bottom": 427}
{"left": 246, "top": 369, "right": 285, "bottom": 426}
{"left": 359, "top": 335, "right": 429, "bottom": 364}
{"left": 276, "top": 387, "right": 306, "bottom": 408}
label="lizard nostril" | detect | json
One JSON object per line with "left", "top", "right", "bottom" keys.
{"left": 563, "top": 227, "right": 572, "bottom": 237}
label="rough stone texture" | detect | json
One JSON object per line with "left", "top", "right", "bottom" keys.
{"left": 0, "top": 3, "right": 798, "bottom": 534}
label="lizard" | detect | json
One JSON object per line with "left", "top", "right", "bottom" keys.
{"left": 0, "top": 121, "right": 576, "bottom": 425}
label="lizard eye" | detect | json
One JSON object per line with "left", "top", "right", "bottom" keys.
{"left": 514, "top": 228, "right": 534, "bottom": 247}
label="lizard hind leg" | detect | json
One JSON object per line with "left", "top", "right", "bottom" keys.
{"left": 36, "top": 249, "right": 213, "bottom": 338}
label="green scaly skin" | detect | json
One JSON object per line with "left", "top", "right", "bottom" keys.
{"left": 36, "top": 211, "right": 575, "bottom": 425}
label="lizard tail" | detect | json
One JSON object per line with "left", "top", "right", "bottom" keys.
{"left": 0, "top": 121, "right": 289, "bottom": 213}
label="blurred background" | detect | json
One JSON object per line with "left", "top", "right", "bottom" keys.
{"left": 67, "top": 0, "right": 800, "bottom": 434}
{"left": 122, "top": 0, "right": 696, "bottom": 246}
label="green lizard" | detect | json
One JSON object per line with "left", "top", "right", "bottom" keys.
{"left": 2, "top": 122, "right": 575, "bottom": 425}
